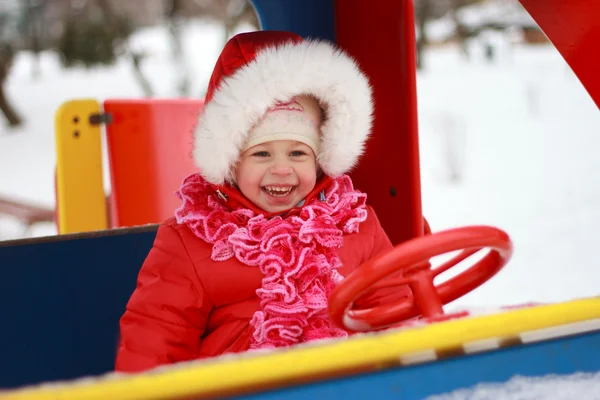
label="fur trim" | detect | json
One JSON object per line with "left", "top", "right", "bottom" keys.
{"left": 193, "top": 39, "right": 374, "bottom": 185}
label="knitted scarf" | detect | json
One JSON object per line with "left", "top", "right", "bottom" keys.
{"left": 174, "top": 173, "right": 367, "bottom": 349}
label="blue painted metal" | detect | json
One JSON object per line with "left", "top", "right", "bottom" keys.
{"left": 0, "top": 227, "right": 158, "bottom": 389}
{"left": 250, "top": 0, "right": 335, "bottom": 42}
{"left": 234, "top": 330, "right": 600, "bottom": 400}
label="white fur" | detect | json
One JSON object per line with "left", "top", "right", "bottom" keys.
{"left": 193, "top": 39, "right": 374, "bottom": 185}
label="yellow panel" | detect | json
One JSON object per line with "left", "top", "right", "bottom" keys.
{"left": 2, "top": 297, "right": 600, "bottom": 400}
{"left": 55, "top": 100, "right": 107, "bottom": 234}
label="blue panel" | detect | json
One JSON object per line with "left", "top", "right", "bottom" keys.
{"left": 0, "top": 228, "right": 157, "bottom": 389}
{"left": 234, "top": 331, "right": 600, "bottom": 400}
{"left": 251, "top": 0, "right": 335, "bottom": 42}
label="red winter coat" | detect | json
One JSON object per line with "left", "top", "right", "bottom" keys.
{"left": 115, "top": 204, "right": 407, "bottom": 373}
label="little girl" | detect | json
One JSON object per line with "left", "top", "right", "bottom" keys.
{"left": 115, "top": 30, "right": 410, "bottom": 373}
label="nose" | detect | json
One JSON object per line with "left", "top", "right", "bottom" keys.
{"left": 270, "top": 157, "right": 293, "bottom": 176}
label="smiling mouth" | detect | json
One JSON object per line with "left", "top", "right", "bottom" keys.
{"left": 262, "top": 185, "right": 295, "bottom": 197}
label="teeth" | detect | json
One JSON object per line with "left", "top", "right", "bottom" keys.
{"left": 264, "top": 186, "right": 293, "bottom": 196}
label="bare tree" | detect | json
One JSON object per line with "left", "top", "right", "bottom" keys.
{"left": 415, "top": 0, "right": 433, "bottom": 70}
{"left": 0, "top": 7, "right": 23, "bottom": 128}
{"left": 414, "top": 0, "right": 486, "bottom": 69}
{"left": 95, "top": 0, "right": 155, "bottom": 97}
{"left": 129, "top": 51, "right": 154, "bottom": 98}
{"left": 166, "top": 0, "right": 191, "bottom": 97}
{"left": 0, "top": 43, "right": 23, "bottom": 127}
{"left": 20, "top": 0, "right": 49, "bottom": 79}
{"left": 183, "top": 0, "right": 259, "bottom": 44}
{"left": 221, "top": 0, "right": 258, "bottom": 44}
{"left": 161, "top": 0, "right": 259, "bottom": 97}
{"left": 55, "top": 0, "right": 155, "bottom": 97}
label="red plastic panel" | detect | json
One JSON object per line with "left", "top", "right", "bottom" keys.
{"left": 103, "top": 99, "right": 202, "bottom": 228}
{"left": 519, "top": 0, "right": 600, "bottom": 108}
{"left": 335, "top": 0, "right": 423, "bottom": 245}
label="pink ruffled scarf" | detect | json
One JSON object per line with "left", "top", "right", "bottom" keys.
{"left": 174, "top": 173, "right": 368, "bottom": 349}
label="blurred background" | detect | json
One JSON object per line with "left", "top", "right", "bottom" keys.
{"left": 0, "top": 0, "right": 598, "bottom": 309}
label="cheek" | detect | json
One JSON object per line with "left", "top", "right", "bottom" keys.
{"left": 297, "top": 163, "right": 318, "bottom": 188}
{"left": 235, "top": 163, "right": 263, "bottom": 193}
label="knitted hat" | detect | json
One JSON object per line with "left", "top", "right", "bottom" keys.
{"left": 241, "top": 94, "right": 322, "bottom": 156}
{"left": 193, "top": 30, "right": 373, "bottom": 185}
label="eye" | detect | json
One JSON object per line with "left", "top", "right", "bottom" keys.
{"left": 290, "top": 150, "right": 307, "bottom": 157}
{"left": 252, "top": 151, "right": 269, "bottom": 157}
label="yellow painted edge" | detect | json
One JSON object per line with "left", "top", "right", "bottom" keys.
{"left": 3, "top": 297, "right": 600, "bottom": 400}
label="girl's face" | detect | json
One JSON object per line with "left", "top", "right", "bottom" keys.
{"left": 235, "top": 140, "right": 317, "bottom": 213}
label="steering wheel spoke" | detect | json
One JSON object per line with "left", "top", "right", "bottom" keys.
{"left": 432, "top": 247, "right": 481, "bottom": 277}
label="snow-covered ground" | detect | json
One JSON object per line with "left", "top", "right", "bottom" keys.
{"left": 426, "top": 372, "right": 600, "bottom": 400}
{"left": 1, "top": 19, "right": 599, "bottom": 399}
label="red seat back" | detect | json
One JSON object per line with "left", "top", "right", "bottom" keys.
{"left": 103, "top": 99, "right": 203, "bottom": 228}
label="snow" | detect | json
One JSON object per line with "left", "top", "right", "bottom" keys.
{"left": 426, "top": 372, "right": 600, "bottom": 400}
{"left": 1, "top": 18, "right": 599, "bottom": 397}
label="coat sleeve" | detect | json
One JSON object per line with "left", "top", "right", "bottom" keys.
{"left": 115, "top": 223, "right": 212, "bottom": 373}
{"left": 353, "top": 206, "right": 412, "bottom": 310}
{"left": 368, "top": 206, "right": 394, "bottom": 259}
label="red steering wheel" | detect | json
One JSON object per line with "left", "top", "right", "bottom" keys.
{"left": 328, "top": 226, "right": 513, "bottom": 332}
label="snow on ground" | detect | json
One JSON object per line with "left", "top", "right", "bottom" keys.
{"left": 1, "top": 22, "right": 599, "bottom": 311}
{"left": 426, "top": 372, "right": 600, "bottom": 400}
